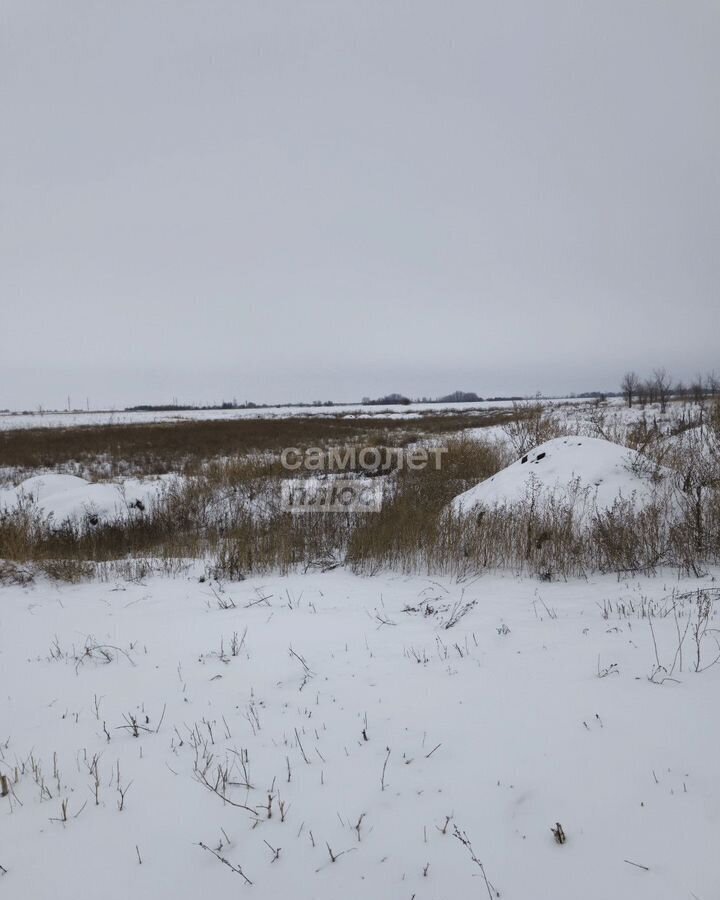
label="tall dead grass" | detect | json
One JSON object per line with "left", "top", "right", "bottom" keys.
{"left": 0, "top": 410, "right": 512, "bottom": 480}
{"left": 2, "top": 402, "right": 720, "bottom": 582}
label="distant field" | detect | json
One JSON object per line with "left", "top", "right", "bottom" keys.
{"left": 0, "top": 397, "right": 589, "bottom": 431}
{"left": 0, "top": 409, "right": 517, "bottom": 476}
{"left": 5, "top": 396, "right": 714, "bottom": 585}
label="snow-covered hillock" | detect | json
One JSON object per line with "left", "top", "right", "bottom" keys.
{"left": 452, "top": 436, "right": 666, "bottom": 516}
{"left": 0, "top": 474, "right": 172, "bottom": 526}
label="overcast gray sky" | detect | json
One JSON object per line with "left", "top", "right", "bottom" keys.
{"left": 1, "top": 1, "right": 718, "bottom": 409}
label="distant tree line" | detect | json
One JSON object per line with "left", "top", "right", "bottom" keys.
{"left": 621, "top": 369, "right": 719, "bottom": 412}
{"left": 366, "top": 391, "right": 485, "bottom": 405}
{"left": 363, "top": 393, "right": 413, "bottom": 405}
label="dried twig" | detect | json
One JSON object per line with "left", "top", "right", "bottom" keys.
{"left": 198, "top": 841, "right": 252, "bottom": 885}
{"left": 381, "top": 747, "right": 391, "bottom": 791}
{"left": 624, "top": 858, "right": 649, "bottom": 871}
{"left": 453, "top": 826, "right": 498, "bottom": 899}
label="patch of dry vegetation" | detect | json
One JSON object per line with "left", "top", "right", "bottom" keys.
{"left": 0, "top": 410, "right": 513, "bottom": 479}
{"left": 2, "top": 401, "right": 720, "bottom": 583}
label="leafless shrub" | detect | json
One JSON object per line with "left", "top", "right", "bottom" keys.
{"left": 502, "top": 399, "right": 562, "bottom": 457}
{"left": 442, "top": 594, "right": 477, "bottom": 629}
{"left": 689, "top": 590, "right": 720, "bottom": 673}
{"left": 0, "top": 560, "right": 34, "bottom": 585}
{"left": 645, "top": 588, "right": 720, "bottom": 682}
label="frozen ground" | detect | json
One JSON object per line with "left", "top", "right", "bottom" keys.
{"left": 2, "top": 568, "right": 719, "bottom": 899}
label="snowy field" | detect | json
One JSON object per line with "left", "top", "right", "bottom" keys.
{"left": 0, "top": 397, "right": 590, "bottom": 431}
{"left": 2, "top": 567, "right": 719, "bottom": 900}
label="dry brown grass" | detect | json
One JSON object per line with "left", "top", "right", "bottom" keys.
{"left": 3, "top": 402, "right": 720, "bottom": 582}
{"left": 0, "top": 409, "right": 513, "bottom": 478}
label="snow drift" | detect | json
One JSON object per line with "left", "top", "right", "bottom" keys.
{"left": 452, "top": 436, "right": 663, "bottom": 516}
{"left": 0, "top": 474, "right": 171, "bottom": 526}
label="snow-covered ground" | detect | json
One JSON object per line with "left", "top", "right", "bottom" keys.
{"left": 2, "top": 568, "right": 719, "bottom": 899}
{"left": 0, "top": 397, "right": 590, "bottom": 431}
{"left": 0, "top": 474, "right": 173, "bottom": 525}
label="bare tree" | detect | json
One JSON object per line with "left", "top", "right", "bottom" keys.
{"left": 690, "top": 374, "right": 706, "bottom": 406}
{"left": 653, "top": 368, "right": 672, "bottom": 413}
{"left": 621, "top": 371, "right": 640, "bottom": 408}
{"left": 637, "top": 379, "right": 652, "bottom": 406}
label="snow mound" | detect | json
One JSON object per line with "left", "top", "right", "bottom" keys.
{"left": 0, "top": 473, "right": 171, "bottom": 525}
{"left": 452, "top": 436, "right": 661, "bottom": 515}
